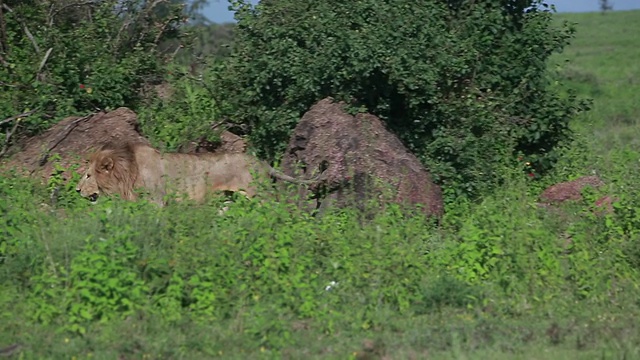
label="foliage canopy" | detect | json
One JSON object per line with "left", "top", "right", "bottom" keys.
{"left": 0, "top": 0, "right": 189, "bottom": 153}
{"left": 218, "top": 0, "right": 590, "bottom": 199}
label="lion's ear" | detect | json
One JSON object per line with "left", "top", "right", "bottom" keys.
{"left": 101, "top": 156, "right": 114, "bottom": 172}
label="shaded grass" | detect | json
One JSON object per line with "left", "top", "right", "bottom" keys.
{"left": 2, "top": 165, "right": 640, "bottom": 359}
{"left": 2, "top": 290, "right": 640, "bottom": 359}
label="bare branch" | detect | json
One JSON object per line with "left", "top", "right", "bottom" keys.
{"left": 36, "top": 47, "right": 53, "bottom": 80}
{"left": 0, "top": 343, "right": 22, "bottom": 357}
{"left": 2, "top": 4, "right": 40, "bottom": 54}
{"left": 0, "top": 109, "right": 36, "bottom": 127}
{"left": 135, "top": 0, "right": 167, "bottom": 47}
{"left": 169, "top": 43, "right": 184, "bottom": 62}
{"left": 47, "top": 2, "right": 55, "bottom": 27}
{"left": 0, "top": 53, "right": 8, "bottom": 67}
{"left": 114, "top": 14, "right": 132, "bottom": 52}
{"left": 116, "top": 0, "right": 167, "bottom": 53}
{"left": 48, "top": 1, "right": 99, "bottom": 27}
{"left": 0, "top": 113, "right": 21, "bottom": 158}
{"left": 0, "top": 0, "right": 8, "bottom": 54}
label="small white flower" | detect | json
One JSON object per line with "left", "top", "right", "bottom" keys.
{"left": 325, "top": 281, "right": 339, "bottom": 291}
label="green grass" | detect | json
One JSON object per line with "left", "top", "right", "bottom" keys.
{"left": 2, "top": 9, "right": 640, "bottom": 360}
{"left": 552, "top": 10, "right": 640, "bottom": 152}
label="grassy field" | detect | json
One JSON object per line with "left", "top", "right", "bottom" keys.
{"left": 552, "top": 10, "right": 640, "bottom": 152}
{"left": 2, "top": 9, "right": 640, "bottom": 360}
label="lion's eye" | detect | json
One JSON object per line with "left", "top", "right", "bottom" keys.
{"left": 86, "top": 174, "right": 91, "bottom": 179}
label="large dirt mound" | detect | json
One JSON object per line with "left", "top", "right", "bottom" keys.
{"left": 1, "top": 107, "right": 246, "bottom": 184}
{"left": 1, "top": 107, "right": 150, "bottom": 182}
{"left": 282, "top": 97, "right": 444, "bottom": 218}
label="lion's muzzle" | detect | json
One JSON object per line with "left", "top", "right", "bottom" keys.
{"left": 76, "top": 187, "right": 99, "bottom": 202}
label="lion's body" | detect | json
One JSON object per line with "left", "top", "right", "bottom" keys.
{"left": 76, "top": 142, "right": 312, "bottom": 205}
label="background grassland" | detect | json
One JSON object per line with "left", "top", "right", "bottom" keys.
{"left": 2, "top": 9, "right": 640, "bottom": 360}
{"left": 552, "top": 10, "right": 640, "bottom": 152}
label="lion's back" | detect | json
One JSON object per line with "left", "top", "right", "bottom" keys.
{"left": 148, "top": 150, "right": 260, "bottom": 198}
{"left": 130, "top": 145, "right": 166, "bottom": 195}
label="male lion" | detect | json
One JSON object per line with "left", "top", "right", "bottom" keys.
{"left": 76, "top": 141, "right": 317, "bottom": 205}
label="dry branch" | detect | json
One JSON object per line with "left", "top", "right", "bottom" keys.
{"left": 48, "top": 1, "right": 98, "bottom": 27}
{"left": 0, "top": 109, "right": 36, "bottom": 127}
{"left": 0, "top": 109, "right": 36, "bottom": 158}
{"left": 0, "top": 0, "right": 7, "bottom": 54}
{"left": 36, "top": 47, "right": 53, "bottom": 80}
{"left": 1, "top": 3, "right": 40, "bottom": 54}
{"left": 0, "top": 114, "right": 21, "bottom": 158}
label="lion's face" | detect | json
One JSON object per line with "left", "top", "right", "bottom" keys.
{"left": 76, "top": 153, "right": 116, "bottom": 202}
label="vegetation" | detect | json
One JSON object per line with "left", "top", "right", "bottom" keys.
{"left": 0, "top": 0, "right": 190, "bottom": 150}
{"left": 1, "top": 0, "right": 640, "bottom": 358}
{"left": 217, "top": 0, "right": 589, "bottom": 199}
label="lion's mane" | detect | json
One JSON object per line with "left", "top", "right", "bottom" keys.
{"left": 89, "top": 141, "right": 140, "bottom": 200}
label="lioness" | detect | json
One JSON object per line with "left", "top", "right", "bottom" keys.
{"left": 76, "top": 141, "right": 317, "bottom": 205}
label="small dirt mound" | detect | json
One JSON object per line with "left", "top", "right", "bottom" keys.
{"left": 539, "top": 175, "right": 605, "bottom": 203}
{"left": 282, "top": 97, "right": 444, "bottom": 218}
{"left": 538, "top": 175, "right": 614, "bottom": 216}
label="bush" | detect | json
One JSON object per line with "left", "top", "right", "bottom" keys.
{"left": 216, "top": 0, "right": 590, "bottom": 200}
{"left": 137, "top": 63, "right": 222, "bottom": 151}
{"left": 0, "top": 0, "right": 188, "bottom": 151}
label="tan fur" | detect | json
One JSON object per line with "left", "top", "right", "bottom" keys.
{"left": 76, "top": 141, "right": 316, "bottom": 205}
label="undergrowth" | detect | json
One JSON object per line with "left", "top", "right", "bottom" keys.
{"left": 1, "top": 155, "right": 639, "bottom": 357}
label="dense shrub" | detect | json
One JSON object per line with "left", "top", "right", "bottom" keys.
{"left": 216, "top": 0, "right": 590, "bottom": 200}
{"left": 0, "top": 0, "right": 188, "bottom": 151}
{"left": 137, "top": 63, "right": 222, "bottom": 151}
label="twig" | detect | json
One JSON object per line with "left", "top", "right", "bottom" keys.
{"left": 0, "top": 343, "right": 21, "bottom": 357}
{"left": 0, "top": 113, "right": 21, "bottom": 158}
{"left": 2, "top": 4, "right": 40, "bottom": 54}
{"left": 0, "top": 0, "right": 7, "bottom": 54}
{"left": 0, "top": 109, "right": 36, "bottom": 127}
{"left": 134, "top": 0, "right": 167, "bottom": 48}
{"left": 36, "top": 47, "right": 53, "bottom": 81}
{"left": 48, "top": 1, "right": 98, "bottom": 27}
{"left": 169, "top": 43, "right": 182, "bottom": 61}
